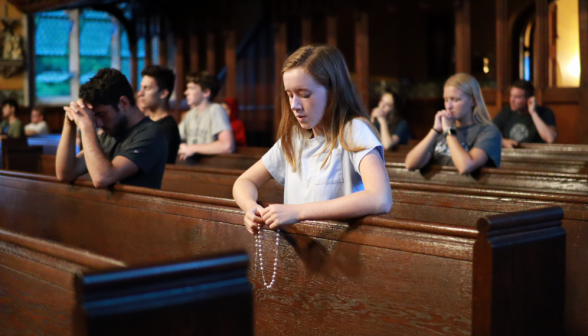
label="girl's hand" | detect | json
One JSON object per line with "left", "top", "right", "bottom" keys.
{"left": 433, "top": 110, "right": 445, "bottom": 132}
{"left": 437, "top": 110, "right": 455, "bottom": 131}
{"left": 244, "top": 205, "right": 266, "bottom": 234}
{"left": 260, "top": 204, "right": 301, "bottom": 230}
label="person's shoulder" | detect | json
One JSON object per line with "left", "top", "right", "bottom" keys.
{"left": 157, "top": 115, "right": 178, "bottom": 127}
{"left": 347, "top": 117, "right": 373, "bottom": 132}
{"left": 208, "top": 103, "right": 226, "bottom": 114}
{"left": 537, "top": 105, "right": 555, "bottom": 116}
{"left": 478, "top": 123, "right": 501, "bottom": 137}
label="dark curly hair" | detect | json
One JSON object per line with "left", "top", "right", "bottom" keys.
{"left": 186, "top": 71, "right": 220, "bottom": 101}
{"left": 141, "top": 65, "right": 175, "bottom": 102}
{"left": 79, "top": 68, "right": 136, "bottom": 110}
{"left": 2, "top": 99, "right": 18, "bottom": 110}
{"left": 512, "top": 80, "right": 535, "bottom": 98}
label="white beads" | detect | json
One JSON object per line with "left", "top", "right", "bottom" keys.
{"left": 255, "top": 228, "right": 280, "bottom": 289}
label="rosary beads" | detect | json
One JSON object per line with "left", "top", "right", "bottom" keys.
{"left": 255, "top": 228, "right": 280, "bottom": 289}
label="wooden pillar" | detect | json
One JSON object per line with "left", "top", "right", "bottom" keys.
{"left": 175, "top": 35, "right": 185, "bottom": 109}
{"left": 496, "top": 0, "right": 509, "bottom": 108}
{"left": 355, "top": 12, "right": 369, "bottom": 107}
{"left": 158, "top": 17, "right": 167, "bottom": 67}
{"left": 130, "top": 41, "right": 138, "bottom": 91}
{"left": 25, "top": 13, "right": 36, "bottom": 107}
{"left": 534, "top": 0, "right": 549, "bottom": 105}
{"left": 225, "top": 30, "right": 237, "bottom": 98}
{"left": 548, "top": 3, "right": 557, "bottom": 87}
{"left": 189, "top": 23, "right": 199, "bottom": 73}
{"left": 301, "top": 17, "right": 312, "bottom": 46}
{"left": 455, "top": 0, "right": 471, "bottom": 73}
{"left": 206, "top": 33, "right": 215, "bottom": 74}
{"left": 327, "top": 14, "right": 337, "bottom": 47}
{"left": 274, "top": 21, "right": 287, "bottom": 138}
{"left": 69, "top": 9, "right": 80, "bottom": 99}
{"left": 144, "top": 16, "right": 152, "bottom": 67}
{"left": 579, "top": 0, "right": 588, "bottom": 143}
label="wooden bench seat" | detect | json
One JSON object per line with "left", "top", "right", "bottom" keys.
{"left": 0, "top": 227, "right": 125, "bottom": 335}
{"left": 0, "top": 171, "right": 565, "bottom": 335}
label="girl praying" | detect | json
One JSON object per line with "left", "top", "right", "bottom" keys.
{"left": 233, "top": 45, "right": 393, "bottom": 234}
{"left": 405, "top": 73, "right": 502, "bottom": 174}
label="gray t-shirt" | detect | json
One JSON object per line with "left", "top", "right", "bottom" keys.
{"left": 179, "top": 103, "right": 232, "bottom": 145}
{"left": 429, "top": 123, "right": 502, "bottom": 168}
{"left": 262, "top": 119, "right": 385, "bottom": 205}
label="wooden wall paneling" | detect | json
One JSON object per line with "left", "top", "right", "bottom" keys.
{"left": 327, "top": 14, "right": 337, "bottom": 47}
{"left": 580, "top": 0, "right": 588, "bottom": 144}
{"left": 301, "top": 16, "right": 312, "bottom": 46}
{"left": 534, "top": 0, "right": 549, "bottom": 105}
{"left": 355, "top": 12, "right": 369, "bottom": 108}
{"left": 175, "top": 34, "right": 185, "bottom": 113}
{"left": 207, "top": 33, "right": 215, "bottom": 74}
{"left": 496, "top": 0, "right": 509, "bottom": 110}
{"left": 159, "top": 16, "right": 167, "bottom": 67}
{"left": 273, "top": 21, "right": 287, "bottom": 138}
{"left": 225, "top": 29, "right": 237, "bottom": 98}
{"left": 455, "top": 0, "right": 471, "bottom": 73}
{"left": 189, "top": 22, "right": 199, "bottom": 73}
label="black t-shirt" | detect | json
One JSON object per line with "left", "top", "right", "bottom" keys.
{"left": 98, "top": 117, "right": 168, "bottom": 189}
{"left": 493, "top": 106, "right": 556, "bottom": 143}
{"left": 373, "top": 118, "right": 412, "bottom": 146}
{"left": 156, "top": 115, "right": 181, "bottom": 164}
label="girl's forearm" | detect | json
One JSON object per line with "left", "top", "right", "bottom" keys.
{"left": 298, "top": 188, "right": 392, "bottom": 221}
{"left": 233, "top": 178, "right": 261, "bottom": 211}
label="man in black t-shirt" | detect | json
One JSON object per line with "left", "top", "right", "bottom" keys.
{"left": 493, "top": 80, "right": 557, "bottom": 147}
{"left": 137, "top": 65, "right": 181, "bottom": 163}
{"left": 56, "top": 68, "right": 168, "bottom": 189}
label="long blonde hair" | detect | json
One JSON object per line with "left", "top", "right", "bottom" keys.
{"left": 444, "top": 73, "right": 492, "bottom": 125}
{"left": 277, "top": 45, "right": 375, "bottom": 172}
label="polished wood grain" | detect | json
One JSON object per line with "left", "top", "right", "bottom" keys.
{"left": 0, "top": 171, "right": 565, "bottom": 335}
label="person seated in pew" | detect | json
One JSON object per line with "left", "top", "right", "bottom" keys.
{"left": 404, "top": 73, "right": 502, "bottom": 174}
{"left": 221, "top": 98, "right": 247, "bottom": 147}
{"left": 137, "top": 65, "right": 181, "bottom": 164}
{"left": 493, "top": 80, "right": 557, "bottom": 148}
{"left": 56, "top": 68, "right": 168, "bottom": 189}
{"left": 24, "top": 107, "right": 49, "bottom": 136}
{"left": 370, "top": 90, "right": 411, "bottom": 149}
{"left": 177, "top": 72, "right": 235, "bottom": 160}
{"left": 0, "top": 99, "right": 24, "bottom": 139}
{"left": 233, "top": 45, "right": 393, "bottom": 234}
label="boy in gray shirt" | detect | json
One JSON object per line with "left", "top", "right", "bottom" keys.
{"left": 178, "top": 72, "right": 234, "bottom": 160}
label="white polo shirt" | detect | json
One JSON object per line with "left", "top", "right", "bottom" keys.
{"left": 262, "top": 119, "right": 384, "bottom": 205}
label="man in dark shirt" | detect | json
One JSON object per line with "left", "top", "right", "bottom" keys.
{"left": 137, "top": 65, "right": 181, "bottom": 163}
{"left": 56, "top": 68, "right": 168, "bottom": 189}
{"left": 493, "top": 80, "right": 557, "bottom": 147}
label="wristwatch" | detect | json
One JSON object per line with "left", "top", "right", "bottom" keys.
{"left": 443, "top": 128, "right": 457, "bottom": 138}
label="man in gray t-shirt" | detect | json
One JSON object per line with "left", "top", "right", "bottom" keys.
{"left": 178, "top": 72, "right": 234, "bottom": 160}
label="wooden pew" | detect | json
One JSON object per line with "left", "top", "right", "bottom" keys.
{"left": 76, "top": 252, "right": 253, "bottom": 336}
{"left": 156, "top": 167, "right": 588, "bottom": 335}
{"left": 0, "top": 227, "right": 253, "bottom": 335}
{"left": 0, "top": 171, "right": 566, "bottom": 335}
{"left": 0, "top": 227, "right": 125, "bottom": 335}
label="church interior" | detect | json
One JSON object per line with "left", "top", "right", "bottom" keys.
{"left": 0, "top": 0, "right": 587, "bottom": 335}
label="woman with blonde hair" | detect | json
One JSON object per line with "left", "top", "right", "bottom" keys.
{"left": 405, "top": 73, "right": 501, "bottom": 174}
{"left": 233, "top": 45, "right": 393, "bottom": 235}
